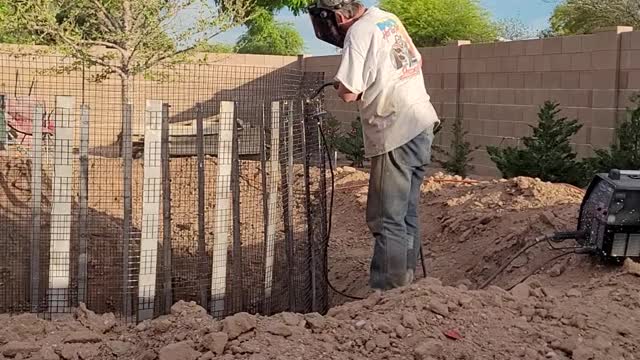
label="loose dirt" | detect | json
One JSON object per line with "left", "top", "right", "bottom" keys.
{"left": 1, "top": 166, "right": 640, "bottom": 360}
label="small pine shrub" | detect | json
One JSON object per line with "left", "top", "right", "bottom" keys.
{"left": 487, "top": 100, "right": 586, "bottom": 186}
{"left": 335, "top": 118, "right": 365, "bottom": 168}
{"left": 584, "top": 93, "right": 640, "bottom": 175}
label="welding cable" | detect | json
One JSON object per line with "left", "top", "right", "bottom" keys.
{"left": 478, "top": 231, "right": 586, "bottom": 290}
{"left": 505, "top": 249, "right": 591, "bottom": 291}
{"left": 318, "top": 121, "right": 366, "bottom": 301}
{"left": 318, "top": 122, "right": 428, "bottom": 301}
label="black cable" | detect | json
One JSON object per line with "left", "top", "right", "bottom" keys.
{"left": 318, "top": 119, "right": 365, "bottom": 301}
{"left": 506, "top": 250, "right": 586, "bottom": 291}
{"left": 479, "top": 235, "right": 551, "bottom": 289}
{"left": 313, "top": 83, "right": 427, "bottom": 300}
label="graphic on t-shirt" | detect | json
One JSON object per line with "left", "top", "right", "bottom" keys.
{"left": 376, "top": 17, "right": 421, "bottom": 79}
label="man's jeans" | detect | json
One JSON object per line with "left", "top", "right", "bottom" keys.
{"left": 366, "top": 129, "right": 434, "bottom": 290}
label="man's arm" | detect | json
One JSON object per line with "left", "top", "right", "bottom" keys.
{"left": 335, "top": 82, "right": 360, "bottom": 103}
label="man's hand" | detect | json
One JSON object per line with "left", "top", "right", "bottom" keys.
{"left": 335, "top": 81, "right": 361, "bottom": 103}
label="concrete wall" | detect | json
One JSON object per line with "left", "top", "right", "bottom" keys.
{"left": 303, "top": 27, "right": 640, "bottom": 176}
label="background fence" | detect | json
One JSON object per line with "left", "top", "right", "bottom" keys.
{"left": 0, "top": 51, "right": 330, "bottom": 322}
{"left": 304, "top": 26, "right": 640, "bottom": 176}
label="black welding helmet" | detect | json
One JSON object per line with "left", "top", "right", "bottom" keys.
{"left": 308, "top": 0, "right": 359, "bottom": 48}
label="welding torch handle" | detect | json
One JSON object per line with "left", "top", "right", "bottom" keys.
{"left": 310, "top": 82, "right": 336, "bottom": 100}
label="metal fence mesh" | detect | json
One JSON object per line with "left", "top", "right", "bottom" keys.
{"left": 0, "top": 51, "right": 329, "bottom": 322}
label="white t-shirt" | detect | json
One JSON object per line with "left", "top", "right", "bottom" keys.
{"left": 334, "top": 6, "right": 440, "bottom": 158}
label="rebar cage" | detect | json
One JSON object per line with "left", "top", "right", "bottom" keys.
{"left": 0, "top": 51, "right": 330, "bottom": 322}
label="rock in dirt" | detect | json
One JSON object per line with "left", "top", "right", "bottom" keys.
{"left": 36, "top": 346, "right": 60, "bottom": 360}
{"left": 566, "top": 289, "right": 583, "bottom": 298}
{"left": 402, "top": 312, "right": 420, "bottom": 329}
{"left": 74, "top": 303, "right": 116, "bottom": 334}
{"left": 395, "top": 325, "right": 408, "bottom": 338}
{"left": 427, "top": 300, "right": 449, "bottom": 317}
{"left": 413, "top": 339, "right": 443, "bottom": 360}
{"left": 202, "top": 332, "right": 228, "bottom": 355}
{"left": 266, "top": 324, "right": 293, "bottom": 337}
{"left": 1, "top": 341, "right": 40, "bottom": 357}
{"left": 280, "top": 313, "right": 301, "bottom": 327}
{"left": 304, "top": 313, "right": 326, "bottom": 330}
{"left": 510, "top": 283, "right": 531, "bottom": 300}
{"left": 159, "top": 342, "right": 200, "bottom": 360}
{"left": 548, "top": 261, "right": 567, "bottom": 277}
{"left": 222, "top": 313, "right": 257, "bottom": 340}
{"left": 58, "top": 344, "right": 79, "bottom": 360}
{"left": 77, "top": 344, "right": 100, "bottom": 360}
{"left": 63, "top": 331, "right": 102, "bottom": 344}
{"left": 374, "top": 334, "right": 391, "bottom": 349}
{"left": 623, "top": 258, "right": 640, "bottom": 276}
{"left": 170, "top": 301, "right": 208, "bottom": 318}
{"left": 139, "top": 349, "right": 157, "bottom": 360}
{"left": 365, "top": 340, "right": 376, "bottom": 352}
{"left": 107, "top": 340, "right": 132, "bottom": 357}
{"left": 199, "top": 351, "right": 215, "bottom": 360}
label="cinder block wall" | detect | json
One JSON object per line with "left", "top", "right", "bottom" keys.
{"left": 0, "top": 45, "right": 302, "bottom": 148}
{"left": 303, "top": 27, "right": 640, "bottom": 176}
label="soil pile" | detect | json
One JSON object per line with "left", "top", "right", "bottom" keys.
{"left": 329, "top": 169, "right": 587, "bottom": 302}
{"left": 1, "top": 272, "right": 639, "bottom": 360}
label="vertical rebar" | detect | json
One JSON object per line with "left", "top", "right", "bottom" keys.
{"left": 196, "top": 103, "right": 207, "bottom": 308}
{"left": 285, "top": 102, "right": 295, "bottom": 311}
{"left": 301, "top": 101, "right": 317, "bottom": 312}
{"left": 78, "top": 105, "right": 90, "bottom": 306}
{"left": 259, "top": 104, "right": 269, "bottom": 313}
{"left": 230, "top": 102, "right": 244, "bottom": 313}
{"left": 122, "top": 103, "right": 133, "bottom": 321}
{"left": 30, "top": 104, "right": 44, "bottom": 313}
{"left": 161, "top": 103, "right": 172, "bottom": 314}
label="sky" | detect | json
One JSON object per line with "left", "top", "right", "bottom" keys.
{"left": 216, "top": 0, "right": 558, "bottom": 56}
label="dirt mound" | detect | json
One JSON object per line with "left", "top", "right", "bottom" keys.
{"left": 2, "top": 272, "right": 639, "bottom": 359}
{"left": 329, "top": 174, "right": 586, "bottom": 302}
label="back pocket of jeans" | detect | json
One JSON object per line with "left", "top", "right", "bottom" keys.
{"left": 391, "top": 130, "right": 433, "bottom": 167}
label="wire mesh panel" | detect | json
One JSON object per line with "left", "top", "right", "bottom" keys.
{"left": 0, "top": 50, "right": 330, "bottom": 321}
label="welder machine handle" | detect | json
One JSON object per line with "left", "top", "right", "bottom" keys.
{"left": 609, "top": 169, "right": 640, "bottom": 180}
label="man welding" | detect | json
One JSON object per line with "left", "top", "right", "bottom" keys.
{"left": 309, "top": 0, "right": 441, "bottom": 291}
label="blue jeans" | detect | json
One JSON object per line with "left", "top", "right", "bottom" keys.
{"left": 366, "top": 129, "right": 434, "bottom": 290}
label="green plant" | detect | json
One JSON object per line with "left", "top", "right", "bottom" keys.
{"left": 436, "top": 117, "right": 476, "bottom": 177}
{"left": 550, "top": 0, "right": 640, "bottom": 35}
{"left": 335, "top": 118, "right": 365, "bottom": 168}
{"left": 487, "top": 101, "right": 587, "bottom": 186}
{"left": 235, "top": 9, "right": 304, "bottom": 56}
{"left": 321, "top": 115, "right": 343, "bottom": 152}
{"left": 379, "top": 0, "right": 499, "bottom": 47}
{"left": 584, "top": 93, "right": 640, "bottom": 174}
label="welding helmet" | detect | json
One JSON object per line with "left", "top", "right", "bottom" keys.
{"left": 308, "top": 0, "right": 360, "bottom": 48}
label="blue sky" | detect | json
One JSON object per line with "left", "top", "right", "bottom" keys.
{"left": 216, "top": 0, "right": 557, "bottom": 56}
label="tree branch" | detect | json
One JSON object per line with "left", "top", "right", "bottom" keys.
{"left": 144, "top": 29, "right": 225, "bottom": 68}
{"left": 89, "top": 0, "right": 121, "bottom": 32}
{"left": 79, "top": 40, "right": 127, "bottom": 59}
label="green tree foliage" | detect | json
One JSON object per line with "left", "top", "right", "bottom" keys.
{"left": 7, "top": 0, "right": 251, "bottom": 102}
{"left": 584, "top": 94, "right": 640, "bottom": 173}
{"left": 439, "top": 117, "right": 476, "bottom": 177}
{"left": 487, "top": 101, "right": 587, "bottom": 186}
{"left": 379, "top": 0, "right": 499, "bottom": 47}
{"left": 198, "top": 42, "right": 236, "bottom": 53}
{"left": 550, "top": 0, "right": 640, "bottom": 35}
{"left": 235, "top": 9, "right": 304, "bottom": 55}
{"left": 335, "top": 118, "right": 365, "bottom": 168}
